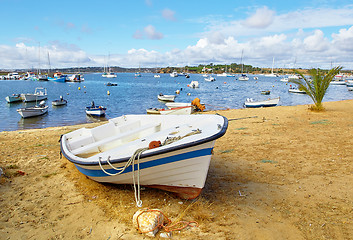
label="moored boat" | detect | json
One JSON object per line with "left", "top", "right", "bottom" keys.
{"left": 85, "top": 102, "right": 106, "bottom": 116}
{"left": 157, "top": 94, "right": 176, "bottom": 102}
{"left": 59, "top": 114, "right": 228, "bottom": 201}
{"left": 244, "top": 97, "right": 280, "bottom": 108}
{"left": 261, "top": 90, "right": 271, "bottom": 95}
{"left": 165, "top": 102, "right": 192, "bottom": 109}
{"left": 204, "top": 76, "right": 215, "bottom": 82}
{"left": 52, "top": 96, "right": 67, "bottom": 106}
{"left": 5, "top": 94, "right": 23, "bottom": 103}
{"left": 22, "top": 87, "right": 47, "bottom": 102}
{"left": 288, "top": 88, "right": 306, "bottom": 94}
{"left": 17, "top": 101, "right": 48, "bottom": 118}
{"left": 188, "top": 80, "right": 199, "bottom": 88}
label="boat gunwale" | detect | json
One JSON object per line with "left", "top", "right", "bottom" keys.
{"left": 60, "top": 115, "right": 228, "bottom": 166}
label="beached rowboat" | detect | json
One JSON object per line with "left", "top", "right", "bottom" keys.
{"left": 60, "top": 114, "right": 228, "bottom": 201}
{"left": 244, "top": 97, "right": 280, "bottom": 108}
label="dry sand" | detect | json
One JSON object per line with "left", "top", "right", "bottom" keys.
{"left": 1, "top": 100, "right": 352, "bottom": 239}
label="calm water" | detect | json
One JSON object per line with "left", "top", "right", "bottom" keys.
{"left": 1, "top": 73, "right": 352, "bottom": 131}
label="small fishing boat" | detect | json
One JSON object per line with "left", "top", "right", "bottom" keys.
{"left": 244, "top": 97, "right": 280, "bottom": 108}
{"left": 238, "top": 74, "right": 249, "bottom": 81}
{"left": 22, "top": 87, "right": 47, "bottom": 102}
{"left": 67, "top": 74, "right": 84, "bottom": 82}
{"left": 17, "top": 100, "right": 48, "bottom": 118}
{"left": 60, "top": 114, "right": 228, "bottom": 201}
{"left": 106, "top": 82, "right": 117, "bottom": 86}
{"left": 52, "top": 96, "right": 68, "bottom": 106}
{"left": 188, "top": 80, "right": 199, "bottom": 88}
{"left": 154, "top": 74, "right": 160, "bottom": 78}
{"left": 204, "top": 76, "right": 215, "bottom": 82}
{"left": 169, "top": 71, "right": 178, "bottom": 77}
{"left": 157, "top": 94, "right": 176, "bottom": 102}
{"left": 85, "top": 102, "right": 106, "bottom": 116}
{"left": 261, "top": 90, "right": 271, "bottom": 95}
{"left": 288, "top": 88, "right": 306, "bottom": 94}
{"left": 5, "top": 94, "right": 23, "bottom": 103}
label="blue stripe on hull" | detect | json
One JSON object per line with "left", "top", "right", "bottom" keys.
{"left": 74, "top": 147, "right": 213, "bottom": 178}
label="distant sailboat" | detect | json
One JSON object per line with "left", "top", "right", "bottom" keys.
{"left": 102, "top": 54, "right": 117, "bottom": 78}
{"left": 238, "top": 50, "right": 249, "bottom": 81}
{"left": 265, "top": 57, "right": 278, "bottom": 77}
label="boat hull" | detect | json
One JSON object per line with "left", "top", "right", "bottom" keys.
{"left": 5, "top": 94, "right": 23, "bottom": 103}
{"left": 60, "top": 114, "right": 228, "bottom": 199}
{"left": 157, "top": 95, "right": 176, "bottom": 102}
{"left": 52, "top": 100, "right": 67, "bottom": 106}
{"left": 17, "top": 106, "right": 48, "bottom": 118}
{"left": 245, "top": 97, "right": 280, "bottom": 108}
{"left": 72, "top": 142, "right": 214, "bottom": 199}
{"left": 86, "top": 108, "right": 106, "bottom": 116}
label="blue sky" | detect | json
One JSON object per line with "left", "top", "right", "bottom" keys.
{"left": 1, "top": 0, "right": 353, "bottom": 69}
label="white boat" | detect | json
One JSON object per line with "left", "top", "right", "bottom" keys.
{"left": 102, "top": 72, "right": 117, "bottom": 78}
{"left": 59, "top": 114, "right": 228, "bottom": 201}
{"left": 330, "top": 80, "right": 346, "bottom": 85}
{"left": 288, "top": 74, "right": 300, "bottom": 81}
{"left": 158, "top": 94, "right": 176, "bottom": 102}
{"left": 165, "top": 102, "right": 192, "bottom": 109}
{"left": 254, "top": 76, "right": 259, "bottom": 80}
{"left": 154, "top": 74, "right": 160, "bottom": 78}
{"left": 22, "top": 87, "right": 47, "bottom": 102}
{"left": 135, "top": 72, "right": 142, "bottom": 77}
{"left": 68, "top": 74, "right": 84, "bottom": 82}
{"left": 204, "top": 76, "right": 215, "bottom": 82}
{"left": 217, "top": 72, "right": 227, "bottom": 77}
{"left": 346, "top": 81, "right": 353, "bottom": 91}
{"left": 288, "top": 88, "right": 306, "bottom": 94}
{"left": 238, "top": 74, "right": 249, "bottom": 81}
{"left": 160, "top": 106, "right": 193, "bottom": 115}
{"left": 170, "top": 71, "right": 178, "bottom": 77}
{"left": 280, "top": 77, "right": 289, "bottom": 82}
{"left": 52, "top": 96, "right": 68, "bottom": 106}
{"left": 244, "top": 97, "right": 280, "bottom": 108}
{"left": 5, "top": 94, "right": 23, "bottom": 103}
{"left": 85, "top": 102, "right": 106, "bottom": 116}
{"left": 188, "top": 80, "right": 199, "bottom": 88}
{"left": 17, "top": 101, "right": 48, "bottom": 118}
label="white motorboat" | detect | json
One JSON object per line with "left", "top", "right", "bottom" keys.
{"left": 5, "top": 94, "right": 23, "bottom": 103}
{"left": 157, "top": 94, "right": 176, "bottom": 102}
{"left": 244, "top": 97, "right": 280, "bottom": 108}
{"left": 188, "top": 81, "right": 199, "bottom": 88}
{"left": 330, "top": 80, "right": 346, "bottom": 85}
{"left": 204, "top": 76, "right": 215, "bottom": 82}
{"left": 17, "top": 101, "right": 48, "bottom": 118}
{"left": 59, "top": 114, "right": 228, "bottom": 201}
{"left": 280, "top": 77, "right": 289, "bottom": 82}
{"left": 102, "top": 72, "right": 117, "bottom": 78}
{"left": 22, "top": 87, "right": 47, "bottom": 102}
{"left": 170, "top": 71, "right": 178, "bottom": 77}
{"left": 154, "top": 74, "right": 160, "bottom": 78}
{"left": 288, "top": 88, "right": 306, "bottom": 94}
{"left": 52, "top": 96, "right": 68, "bottom": 106}
{"left": 67, "top": 74, "right": 84, "bottom": 82}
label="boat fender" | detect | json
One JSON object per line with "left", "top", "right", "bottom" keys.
{"left": 149, "top": 141, "right": 161, "bottom": 149}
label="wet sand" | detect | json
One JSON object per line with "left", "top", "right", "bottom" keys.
{"left": 1, "top": 100, "right": 352, "bottom": 239}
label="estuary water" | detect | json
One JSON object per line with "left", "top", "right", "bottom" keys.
{"left": 1, "top": 73, "right": 352, "bottom": 131}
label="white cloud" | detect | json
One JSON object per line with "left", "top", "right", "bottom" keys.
{"left": 242, "top": 6, "right": 275, "bottom": 28}
{"left": 332, "top": 26, "right": 353, "bottom": 51}
{"left": 133, "top": 25, "right": 163, "bottom": 40}
{"left": 162, "top": 8, "right": 176, "bottom": 21}
{"left": 144, "top": 25, "right": 163, "bottom": 39}
{"left": 303, "top": 30, "right": 329, "bottom": 52}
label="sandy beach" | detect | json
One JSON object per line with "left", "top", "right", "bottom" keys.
{"left": 1, "top": 100, "right": 352, "bottom": 239}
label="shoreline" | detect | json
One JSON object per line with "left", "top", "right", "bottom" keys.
{"left": 1, "top": 99, "right": 353, "bottom": 239}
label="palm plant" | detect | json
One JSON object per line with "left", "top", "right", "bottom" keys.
{"left": 289, "top": 66, "right": 343, "bottom": 111}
